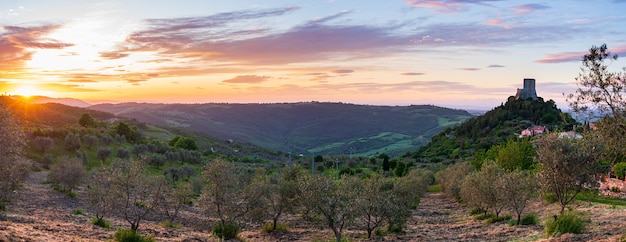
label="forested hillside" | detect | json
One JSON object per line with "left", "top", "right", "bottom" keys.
{"left": 91, "top": 102, "right": 473, "bottom": 156}
{"left": 414, "top": 96, "right": 577, "bottom": 160}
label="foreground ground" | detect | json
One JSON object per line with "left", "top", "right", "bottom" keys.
{"left": 1, "top": 170, "right": 626, "bottom": 241}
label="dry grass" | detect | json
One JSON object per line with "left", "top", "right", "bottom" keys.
{"left": 2, "top": 170, "right": 626, "bottom": 241}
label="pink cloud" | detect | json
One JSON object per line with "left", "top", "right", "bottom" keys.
{"left": 482, "top": 17, "right": 512, "bottom": 29}
{"left": 535, "top": 51, "right": 583, "bottom": 63}
{"left": 510, "top": 4, "right": 550, "bottom": 15}
{"left": 0, "top": 25, "right": 72, "bottom": 71}
{"left": 406, "top": 0, "right": 502, "bottom": 13}
{"left": 535, "top": 44, "right": 626, "bottom": 63}
{"left": 222, "top": 75, "right": 270, "bottom": 84}
{"left": 332, "top": 69, "right": 354, "bottom": 74}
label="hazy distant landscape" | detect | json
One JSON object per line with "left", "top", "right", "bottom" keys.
{"left": 91, "top": 102, "right": 472, "bottom": 157}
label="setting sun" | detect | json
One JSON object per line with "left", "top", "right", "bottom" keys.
{"left": 12, "top": 86, "right": 45, "bottom": 98}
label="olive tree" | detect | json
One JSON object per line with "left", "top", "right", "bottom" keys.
{"left": 536, "top": 133, "right": 604, "bottom": 213}
{"left": 298, "top": 174, "right": 360, "bottom": 242}
{"left": 83, "top": 134, "right": 98, "bottom": 149}
{"left": 110, "top": 158, "right": 166, "bottom": 231}
{"left": 502, "top": 170, "right": 537, "bottom": 225}
{"left": 33, "top": 136, "right": 54, "bottom": 153}
{"left": 200, "top": 159, "right": 252, "bottom": 238}
{"left": 438, "top": 162, "right": 472, "bottom": 201}
{"left": 86, "top": 166, "right": 117, "bottom": 225}
{"left": 64, "top": 133, "right": 81, "bottom": 152}
{"left": 566, "top": 44, "right": 626, "bottom": 122}
{"left": 246, "top": 166, "right": 301, "bottom": 231}
{"left": 566, "top": 44, "right": 626, "bottom": 174}
{"left": 355, "top": 174, "right": 392, "bottom": 238}
{"left": 158, "top": 182, "right": 193, "bottom": 226}
{"left": 48, "top": 158, "right": 86, "bottom": 193}
{"left": 87, "top": 158, "right": 165, "bottom": 231}
{"left": 460, "top": 161, "right": 507, "bottom": 218}
{"left": 0, "top": 102, "right": 30, "bottom": 210}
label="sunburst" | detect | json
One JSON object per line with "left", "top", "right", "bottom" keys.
{"left": 12, "top": 85, "right": 46, "bottom": 98}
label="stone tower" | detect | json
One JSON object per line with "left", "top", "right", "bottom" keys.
{"left": 515, "top": 78, "right": 538, "bottom": 100}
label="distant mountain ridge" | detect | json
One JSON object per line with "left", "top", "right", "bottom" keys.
{"left": 90, "top": 102, "right": 473, "bottom": 156}
{"left": 12, "top": 95, "right": 91, "bottom": 107}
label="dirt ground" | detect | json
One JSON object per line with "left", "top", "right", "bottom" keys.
{"left": 2, "top": 170, "right": 626, "bottom": 241}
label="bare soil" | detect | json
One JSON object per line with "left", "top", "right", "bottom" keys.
{"left": 2, "top": 170, "right": 626, "bottom": 241}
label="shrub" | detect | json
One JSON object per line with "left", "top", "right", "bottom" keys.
{"left": 261, "top": 222, "right": 289, "bottom": 233}
{"left": 611, "top": 186, "right": 621, "bottom": 193}
{"left": 92, "top": 217, "right": 111, "bottom": 228}
{"left": 474, "top": 213, "right": 495, "bottom": 221}
{"left": 543, "top": 193, "right": 557, "bottom": 204}
{"left": 374, "top": 228, "right": 387, "bottom": 237}
{"left": 159, "top": 221, "right": 180, "bottom": 228}
{"left": 469, "top": 207, "right": 487, "bottom": 216}
{"left": 614, "top": 162, "right": 626, "bottom": 180}
{"left": 519, "top": 213, "right": 539, "bottom": 225}
{"left": 212, "top": 222, "right": 240, "bottom": 240}
{"left": 73, "top": 208, "right": 84, "bottom": 215}
{"left": 48, "top": 158, "right": 86, "bottom": 193}
{"left": 486, "top": 214, "right": 511, "bottom": 224}
{"left": 114, "top": 229, "right": 155, "bottom": 242}
{"left": 545, "top": 212, "right": 586, "bottom": 237}
{"left": 387, "top": 224, "right": 403, "bottom": 233}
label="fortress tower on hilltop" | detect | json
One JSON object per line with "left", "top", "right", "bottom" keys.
{"left": 515, "top": 78, "right": 538, "bottom": 100}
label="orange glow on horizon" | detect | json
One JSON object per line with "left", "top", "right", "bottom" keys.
{"left": 11, "top": 85, "right": 50, "bottom": 98}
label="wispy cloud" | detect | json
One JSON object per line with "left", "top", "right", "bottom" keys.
{"left": 332, "top": 69, "right": 354, "bottom": 74}
{"left": 457, "top": 67, "right": 480, "bottom": 71}
{"left": 482, "top": 15, "right": 512, "bottom": 29}
{"left": 41, "top": 83, "right": 100, "bottom": 92}
{"left": 406, "top": 0, "right": 502, "bottom": 13}
{"left": 535, "top": 51, "right": 582, "bottom": 63}
{"left": 127, "top": 79, "right": 147, "bottom": 85}
{"left": 510, "top": 4, "right": 550, "bottom": 15}
{"left": 105, "top": 8, "right": 412, "bottom": 67}
{"left": 223, "top": 75, "right": 270, "bottom": 84}
{"left": 67, "top": 79, "right": 96, "bottom": 83}
{"left": 401, "top": 72, "right": 425, "bottom": 75}
{"left": 487, "top": 64, "right": 505, "bottom": 68}
{"left": 99, "top": 51, "right": 129, "bottom": 60}
{"left": 0, "top": 25, "right": 72, "bottom": 71}
{"left": 536, "top": 44, "right": 626, "bottom": 63}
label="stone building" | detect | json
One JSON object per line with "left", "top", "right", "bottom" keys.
{"left": 515, "top": 78, "right": 538, "bottom": 100}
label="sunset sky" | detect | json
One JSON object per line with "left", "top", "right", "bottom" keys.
{"left": 1, "top": 0, "right": 625, "bottom": 109}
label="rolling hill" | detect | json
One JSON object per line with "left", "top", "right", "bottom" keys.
{"left": 90, "top": 102, "right": 473, "bottom": 156}
{"left": 413, "top": 96, "right": 577, "bottom": 160}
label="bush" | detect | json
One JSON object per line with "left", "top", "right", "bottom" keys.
{"left": 474, "top": 213, "right": 495, "bottom": 221}
{"left": 48, "top": 158, "right": 86, "bottom": 193}
{"left": 160, "top": 221, "right": 180, "bottom": 228}
{"left": 614, "top": 162, "right": 626, "bottom": 180}
{"left": 545, "top": 212, "right": 586, "bottom": 236}
{"left": 519, "top": 213, "right": 539, "bottom": 225}
{"left": 261, "top": 222, "right": 289, "bottom": 233}
{"left": 387, "top": 224, "right": 403, "bottom": 233}
{"left": 92, "top": 217, "right": 111, "bottom": 228}
{"left": 114, "top": 229, "right": 155, "bottom": 242}
{"left": 543, "top": 193, "right": 558, "bottom": 204}
{"left": 469, "top": 207, "right": 487, "bottom": 216}
{"left": 486, "top": 214, "right": 512, "bottom": 224}
{"left": 73, "top": 208, "right": 84, "bottom": 215}
{"left": 212, "top": 222, "right": 240, "bottom": 240}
